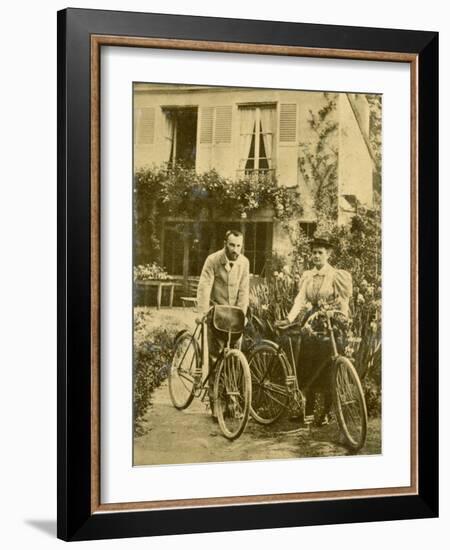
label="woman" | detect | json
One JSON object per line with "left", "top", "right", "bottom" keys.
{"left": 278, "top": 237, "right": 353, "bottom": 425}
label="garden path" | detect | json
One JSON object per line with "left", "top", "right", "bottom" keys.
{"left": 133, "top": 379, "right": 381, "bottom": 466}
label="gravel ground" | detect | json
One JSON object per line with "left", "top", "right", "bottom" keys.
{"left": 133, "top": 306, "right": 381, "bottom": 466}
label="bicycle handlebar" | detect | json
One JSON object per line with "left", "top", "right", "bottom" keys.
{"left": 195, "top": 306, "right": 214, "bottom": 324}
{"left": 274, "top": 308, "right": 347, "bottom": 337}
{"left": 303, "top": 308, "right": 346, "bottom": 326}
{"left": 276, "top": 321, "right": 302, "bottom": 332}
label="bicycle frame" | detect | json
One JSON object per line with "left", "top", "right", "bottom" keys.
{"left": 247, "top": 307, "right": 367, "bottom": 448}
{"left": 178, "top": 307, "right": 242, "bottom": 401}
{"left": 255, "top": 308, "right": 346, "bottom": 412}
{"left": 169, "top": 306, "right": 252, "bottom": 440}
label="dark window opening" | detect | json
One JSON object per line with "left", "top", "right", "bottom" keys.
{"left": 299, "top": 222, "right": 317, "bottom": 238}
{"left": 165, "top": 107, "right": 198, "bottom": 169}
{"left": 162, "top": 221, "right": 272, "bottom": 278}
{"left": 162, "top": 224, "right": 184, "bottom": 276}
{"left": 242, "top": 222, "right": 272, "bottom": 275}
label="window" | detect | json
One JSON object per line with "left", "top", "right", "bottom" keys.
{"left": 162, "top": 221, "right": 273, "bottom": 278}
{"left": 163, "top": 107, "right": 198, "bottom": 168}
{"left": 242, "top": 222, "right": 273, "bottom": 276}
{"left": 238, "top": 105, "right": 276, "bottom": 179}
{"left": 299, "top": 222, "right": 317, "bottom": 237}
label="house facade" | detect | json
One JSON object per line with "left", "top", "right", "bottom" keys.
{"left": 134, "top": 84, "right": 375, "bottom": 278}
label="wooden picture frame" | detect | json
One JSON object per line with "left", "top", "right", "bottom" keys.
{"left": 57, "top": 8, "right": 438, "bottom": 541}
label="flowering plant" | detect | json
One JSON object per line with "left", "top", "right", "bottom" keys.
{"left": 134, "top": 262, "right": 172, "bottom": 281}
{"left": 135, "top": 164, "right": 300, "bottom": 220}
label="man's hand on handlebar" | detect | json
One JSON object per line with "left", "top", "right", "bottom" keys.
{"left": 194, "top": 306, "right": 213, "bottom": 325}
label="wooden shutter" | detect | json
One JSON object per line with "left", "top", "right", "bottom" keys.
{"left": 136, "top": 107, "right": 155, "bottom": 144}
{"left": 214, "top": 106, "right": 232, "bottom": 143}
{"left": 279, "top": 103, "right": 297, "bottom": 142}
{"left": 199, "top": 107, "right": 214, "bottom": 144}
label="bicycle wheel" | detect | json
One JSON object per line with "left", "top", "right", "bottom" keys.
{"left": 332, "top": 356, "right": 368, "bottom": 451}
{"left": 168, "top": 331, "right": 199, "bottom": 410}
{"left": 248, "top": 343, "right": 290, "bottom": 424}
{"left": 214, "top": 350, "right": 251, "bottom": 440}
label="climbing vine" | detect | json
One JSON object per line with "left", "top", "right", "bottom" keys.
{"left": 134, "top": 163, "right": 301, "bottom": 265}
{"left": 298, "top": 93, "right": 339, "bottom": 222}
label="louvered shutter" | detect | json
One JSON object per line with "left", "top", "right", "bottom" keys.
{"left": 199, "top": 107, "right": 214, "bottom": 144}
{"left": 279, "top": 104, "right": 297, "bottom": 142}
{"left": 214, "top": 106, "right": 232, "bottom": 143}
{"left": 136, "top": 107, "right": 155, "bottom": 144}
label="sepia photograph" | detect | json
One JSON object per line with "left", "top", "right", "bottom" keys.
{"left": 132, "top": 82, "right": 382, "bottom": 466}
{"left": 55, "top": 6, "right": 439, "bottom": 542}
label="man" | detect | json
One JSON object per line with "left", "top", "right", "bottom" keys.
{"left": 196, "top": 230, "right": 250, "bottom": 418}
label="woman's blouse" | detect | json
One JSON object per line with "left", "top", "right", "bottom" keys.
{"left": 286, "top": 263, "right": 353, "bottom": 323}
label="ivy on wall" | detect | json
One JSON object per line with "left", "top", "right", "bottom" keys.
{"left": 134, "top": 164, "right": 301, "bottom": 265}
{"left": 298, "top": 93, "right": 339, "bottom": 222}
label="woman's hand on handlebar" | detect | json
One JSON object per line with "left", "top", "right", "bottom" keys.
{"left": 301, "top": 322, "right": 314, "bottom": 336}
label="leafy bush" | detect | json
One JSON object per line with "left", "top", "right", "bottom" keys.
{"left": 133, "top": 311, "right": 177, "bottom": 435}
{"left": 248, "top": 271, "right": 297, "bottom": 335}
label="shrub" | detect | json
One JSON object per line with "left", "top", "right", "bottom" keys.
{"left": 248, "top": 271, "right": 297, "bottom": 336}
{"left": 133, "top": 311, "right": 177, "bottom": 435}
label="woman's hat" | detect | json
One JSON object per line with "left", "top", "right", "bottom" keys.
{"left": 310, "top": 236, "right": 333, "bottom": 249}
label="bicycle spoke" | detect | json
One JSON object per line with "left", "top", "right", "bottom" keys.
{"left": 249, "top": 345, "right": 289, "bottom": 424}
{"left": 216, "top": 352, "right": 250, "bottom": 439}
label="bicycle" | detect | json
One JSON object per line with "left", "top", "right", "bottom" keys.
{"left": 168, "top": 305, "right": 252, "bottom": 440}
{"left": 246, "top": 305, "right": 368, "bottom": 451}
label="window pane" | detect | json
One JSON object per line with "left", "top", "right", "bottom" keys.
{"left": 241, "top": 222, "right": 272, "bottom": 275}
{"left": 245, "top": 128, "right": 256, "bottom": 171}
{"left": 162, "top": 224, "right": 184, "bottom": 275}
{"left": 189, "top": 222, "right": 216, "bottom": 276}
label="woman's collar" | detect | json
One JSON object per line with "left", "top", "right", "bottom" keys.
{"left": 312, "top": 262, "right": 332, "bottom": 275}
